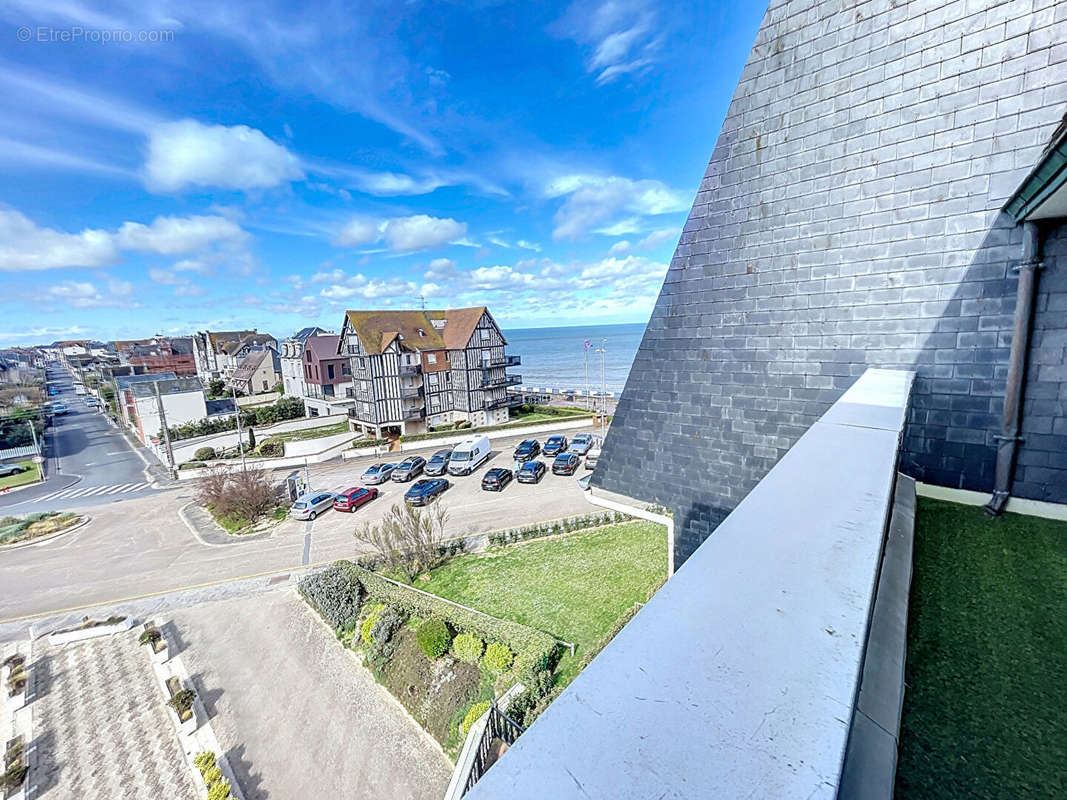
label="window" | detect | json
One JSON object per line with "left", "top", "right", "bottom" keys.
{"left": 342, "top": 363, "right": 351, "bottom": 376}
{"left": 327, "top": 364, "right": 335, "bottom": 380}
{"left": 427, "top": 352, "right": 437, "bottom": 365}
{"left": 345, "top": 387, "right": 354, "bottom": 398}
{"left": 262, "top": 380, "right": 268, "bottom": 391}
{"left": 445, "top": 372, "right": 452, "bottom": 384}
{"left": 428, "top": 373, "right": 438, "bottom": 387}
{"left": 362, "top": 402, "right": 372, "bottom": 416}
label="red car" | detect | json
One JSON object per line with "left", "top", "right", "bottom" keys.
{"left": 333, "top": 486, "right": 379, "bottom": 512}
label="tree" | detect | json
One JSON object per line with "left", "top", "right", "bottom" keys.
{"left": 248, "top": 426, "right": 256, "bottom": 450}
{"left": 354, "top": 502, "right": 451, "bottom": 581}
{"left": 195, "top": 465, "right": 279, "bottom": 524}
{"left": 208, "top": 379, "right": 225, "bottom": 397}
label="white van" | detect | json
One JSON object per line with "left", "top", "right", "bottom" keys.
{"left": 447, "top": 435, "right": 491, "bottom": 476}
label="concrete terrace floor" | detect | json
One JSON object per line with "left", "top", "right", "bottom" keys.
{"left": 167, "top": 588, "right": 451, "bottom": 800}
{"left": 31, "top": 630, "right": 197, "bottom": 800}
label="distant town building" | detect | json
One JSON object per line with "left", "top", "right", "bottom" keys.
{"left": 338, "top": 306, "right": 520, "bottom": 438}
{"left": 300, "top": 334, "right": 354, "bottom": 417}
{"left": 228, "top": 347, "right": 282, "bottom": 396}
{"left": 279, "top": 326, "right": 330, "bottom": 399}
{"left": 191, "top": 330, "right": 277, "bottom": 381}
{"left": 124, "top": 377, "right": 229, "bottom": 446}
{"left": 113, "top": 337, "right": 196, "bottom": 377}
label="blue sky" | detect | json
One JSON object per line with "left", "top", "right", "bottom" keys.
{"left": 0, "top": 0, "right": 764, "bottom": 346}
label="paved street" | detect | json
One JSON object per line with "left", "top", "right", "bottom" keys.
{"left": 0, "top": 365, "right": 163, "bottom": 513}
{"left": 170, "top": 590, "right": 451, "bottom": 799}
{"left": 0, "top": 423, "right": 601, "bottom": 631}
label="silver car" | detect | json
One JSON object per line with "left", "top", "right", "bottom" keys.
{"left": 361, "top": 463, "right": 397, "bottom": 485}
{"left": 570, "top": 434, "right": 594, "bottom": 456}
{"left": 289, "top": 492, "right": 336, "bottom": 520}
{"left": 391, "top": 456, "right": 426, "bottom": 482}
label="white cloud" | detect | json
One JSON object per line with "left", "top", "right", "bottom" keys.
{"left": 117, "top": 214, "right": 247, "bottom": 254}
{"left": 382, "top": 215, "right": 466, "bottom": 253}
{"left": 516, "top": 240, "right": 541, "bottom": 252}
{"left": 46, "top": 279, "right": 139, "bottom": 309}
{"left": 551, "top": 0, "right": 663, "bottom": 85}
{"left": 467, "top": 265, "right": 538, "bottom": 291}
{"left": 609, "top": 239, "right": 631, "bottom": 255}
{"left": 546, "top": 174, "right": 687, "bottom": 240}
{"left": 636, "top": 228, "right": 679, "bottom": 250}
{"left": 0, "top": 208, "right": 117, "bottom": 271}
{"left": 148, "top": 267, "right": 182, "bottom": 285}
{"left": 333, "top": 218, "right": 380, "bottom": 247}
{"left": 424, "top": 258, "right": 456, "bottom": 282}
{"left": 319, "top": 273, "right": 417, "bottom": 301}
{"left": 145, "top": 119, "right": 303, "bottom": 192}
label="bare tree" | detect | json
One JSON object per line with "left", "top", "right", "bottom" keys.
{"left": 354, "top": 501, "right": 450, "bottom": 580}
{"left": 196, "top": 464, "right": 278, "bottom": 524}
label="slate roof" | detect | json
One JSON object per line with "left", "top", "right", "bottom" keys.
{"left": 116, "top": 372, "right": 177, "bottom": 391}
{"left": 304, "top": 334, "right": 342, "bottom": 360}
{"left": 343, "top": 306, "right": 493, "bottom": 355}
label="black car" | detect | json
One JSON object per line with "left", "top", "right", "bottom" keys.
{"left": 512, "top": 439, "right": 541, "bottom": 460}
{"left": 516, "top": 461, "right": 546, "bottom": 484}
{"left": 404, "top": 478, "right": 450, "bottom": 505}
{"left": 481, "top": 468, "right": 513, "bottom": 491}
{"left": 391, "top": 456, "right": 427, "bottom": 481}
{"left": 552, "top": 453, "right": 581, "bottom": 475}
{"left": 543, "top": 435, "right": 569, "bottom": 456}
{"left": 424, "top": 448, "right": 453, "bottom": 476}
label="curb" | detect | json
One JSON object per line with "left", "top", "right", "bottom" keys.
{"left": 0, "top": 515, "right": 92, "bottom": 552}
{"left": 0, "top": 474, "right": 83, "bottom": 510}
{"left": 177, "top": 502, "right": 275, "bottom": 547}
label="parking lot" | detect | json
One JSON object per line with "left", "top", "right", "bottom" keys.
{"left": 275, "top": 431, "right": 600, "bottom": 543}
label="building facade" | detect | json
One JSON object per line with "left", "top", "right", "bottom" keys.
{"left": 191, "top": 330, "right": 277, "bottom": 380}
{"left": 593, "top": 0, "right": 1067, "bottom": 566}
{"left": 338, "top": 306, "right": 521, "bottom": 437}
{"left": 301, "top": 334, "right": 354, "bottom": 417}
{"left": 228, "top": 348, "right": 281, "bottom": 396}
{"left": 279, "top": 326, "right": 329, "bottom": 398}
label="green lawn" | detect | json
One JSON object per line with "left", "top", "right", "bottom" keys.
{"left": 264, "top": 420, "right": 348, "bottom": 443}
{"left": 0, "top": 461, "right": 40, "bottom": 490}
{"left": 421, "top": 521, "right": 668, "bottom": 683}
{"left": 896, "top": 498, "right": 1067, "bottom": 799}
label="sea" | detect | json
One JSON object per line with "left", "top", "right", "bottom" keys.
{"left": 502, "top": 322, "right": 647, "bottom": 394}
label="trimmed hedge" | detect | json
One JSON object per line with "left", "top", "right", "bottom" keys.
{"left": 298, "top": 565, "right": 363, "bottom": 630}
{"left": 461, "top": 700, "right": 491, "bottom": 735}
{"left": 417, "top": 618, "right": 452, "bottom": 659}
{"left": 194, "top": 447, "right": 217, "bottom": 461}
{"left": 397, "top": 412, "right": 594, "bottom": 443}
{"left": 351, "top": 437, "right": 389, "bottom": 449}
{"left": 488, "top": 511, "right": 630, "bottom": 547}
{"left": 482, "top": 642, "right": 513, "bottom": 673}
{"left": 451, "top": 632, "right": 484, "bottom": 663}
{"left": 338, "top": 561, "right": 558, "bottom": 681}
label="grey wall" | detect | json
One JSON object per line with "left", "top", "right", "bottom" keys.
{"left": 593, "top": 0, "right": 1067, "bottom": 565}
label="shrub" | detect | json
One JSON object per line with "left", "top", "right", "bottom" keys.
{"left": 451, "top": 632, "right": 484, "bottom": 663}
{"left": 351, "top": 437, "right": 388, "bottom": 449}
{"left": 196, "top": 465, "right": 280, "bottom": 527}
{"left": 337, "top": 561, "right": 558, "bottom": 682}
{"left": 179, "top": 461, "right": 206, "bottom": 470}
{"left": 0, "top": 764, "right": 27, "bottom": 792}
{"left": 371, "top": 606, "right": 404, "bottom": 645}
{"left": 456, "top": 420, "right": 472, "bottom": 429}
{"left": 482, "top": 642, "right": 513, "bottom": 673}
{"left": 138, "top": 628, "right": 161, "bottom": 647}
{"left": 360, "top": 604, "right": 385, "bottom": 645}
{"left": 193, "top": 752, "right": 216, "bottom": 774}
{"left": 207, "top": 779, "right": 231, "bottom": 800}
{"left": 417, "top": 618, "right": 452, "bottom": 659}
{"left": 461, "top": 700, "right": 491, "bottom": 734}
{"left": 194, "top": 447, "right": 216, "bottom": 461}
{"left": 168, "top": 688, "right": 196, "bottom": 717}
{"left": 257, "top": 439, "right": 284, "bottom": 457}
{"left": 202, "top": 766, "right": 223, "bottom": 785}
{"left": 354, "top": 501, "right": 451, "bottom": 583}
{"left": 298, "top": 564, "right": 362, "bottom": 630}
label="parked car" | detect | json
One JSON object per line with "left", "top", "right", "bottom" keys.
{"left": 543, "top": 435, "right": 569, "bottom": 456}
{"left": 84, "top": 397, "right": 98, "bottom": 407}
{"left": 569, "top": 433, "right": 594, "bottom": 456}
{"left": 447, "top": 435, "right": 492, "bottom": 476}
{"left": 0, "top": 463, "right": 26, "bottom": 477}
{"left": 552, "top": 453, "right": 581, "bottom": 475}
{"left": 512, "top": 439, "right": 541, "bottom": 460}
{"left": 404, "top": 478, "right": 450, "bottom": 506}
{"left": 424, "top": 448, "right": 453, "bottom": 476}
{"left": 47, "top": 388, "right": 60, "bottom": 396}
{"left": 516, "top": 460, "right": 546, "bottom": 484}
{"left": 289, "top": 491, "right": 336, "bottom": 520}
{"left": 51, "top": 403, "right": 68, "bottom": 415}
{"left": 333, "top": 486, "right": 379, "bottom": 512}
{"left": 585, "top": 448, "right": 600, "bottom": 470}
{"left": 361, "top": 463, "right": 397, "bottom": 484}
{"left": 481, "top": 468, "right": 513, "bottom": 491}
{"left": 391, "top": 456, "right": 427, "bottom": 482}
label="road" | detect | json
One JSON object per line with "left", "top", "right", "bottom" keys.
{"left": 0, "top": 365, "right": 162, "bottom": 512}
{"left": 0, "top": 422, "right": 607, "bottom": 637}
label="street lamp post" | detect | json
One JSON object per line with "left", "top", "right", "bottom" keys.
{"left": 594, "top": 339, "right": 607, "bottom": 419}
{"left": 232, "top": 385, "right": 247, "bottom": 470}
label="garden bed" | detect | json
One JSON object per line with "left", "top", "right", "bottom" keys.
{"left": 895, "top": 499, "right": 1067, "bottom": 799}
{"left": 420, "top": 521, "right": 668, "bottom": 684}
{"left": 0, "top": 512, "right": 81, "bottom": 546}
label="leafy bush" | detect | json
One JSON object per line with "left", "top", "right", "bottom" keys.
{"left": 179, "top": 461, "right": 206, "bottom": 470}
{"left": 207, "top": 778, "right": 231, "bottom": 800}
{"left": 351, "top": 437, "right": 389, "bottom": 449}
{"left": 487, "top": 511, "right": 630, "bottom": 547}
{"left": 482, "top": 642, "right": 513, "bottom": 673}
{"left": 298, "top": 564, "right": 362, "bottom": 630}
{"left": 451, "top": 632, "right": 484, "bottom": 663}
{"left": 337, "top": 561, "right": 558, "bottom": 682}
{"left": 193, "top": 751, "right": 216, "bottom": 774}
{"left": 0, "top": 764, "right": 28, "bottom": 792}
{"left": 257, "top": 440, "right": 284, "bottom": 457}
{"left": 461, "top": 700, "right": 491, "bottom": 735}
{"left": 196, "top": 465, "right": 281, "bottom": 527}
{"left": 168, "top": 688, "right": 196, "bottom": 717}
{"left": 371, "top": 606, "right": 404, "bottom": 645}
{"left": 208, "top": 379, "right": 226, "bottom": 397}
{"left": 455, "top": 420, "right": 472, "bottom": 429}
{"left": 138, "top": 628, "right": 161, "bottom": 647}
{"left": 194, "top": 447, "right": 217, "bottom": 461}
{"left": 417, "top": 618, "right": 452, "bottom": 659}
{"left": 360, "top": 604, "right": 385, "bottom": 645}
{"left": 202, "top": 766, "right": 223, "bottom": 785}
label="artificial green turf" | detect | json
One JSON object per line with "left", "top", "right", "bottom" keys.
{"left": 420, "top": 521, "right": 668, "bottom": 684}
{"left": 0, "top": 461, "right": 40, "bottom": 490}
{"left": 895, "top": 498, "right": 1067, "bottom": 799}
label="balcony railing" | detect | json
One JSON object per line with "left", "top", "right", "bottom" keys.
{"left": 404, "top": 408, "right": 425, "bottom": 421}
{"left": 483, "top": 354, "right": 521, "bottom": 368}
{"left": 481, "top": 373, "right": 522, "bottom": 389}
{"left": 484, "top": 394, "right": 522, "bottom": 410}
{"left": 399, "top": 364, "right": 421, "bottom": 377}
{"left": 401, "top": 386, "right": 424, "bottom": 400}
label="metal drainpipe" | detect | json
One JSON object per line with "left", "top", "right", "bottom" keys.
{"left": 984, "top": 221, "right": 1044, "bottom": 516}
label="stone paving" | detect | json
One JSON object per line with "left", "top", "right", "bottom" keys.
{"left": 32, "top": 630, "right": 197, "bottom": 799}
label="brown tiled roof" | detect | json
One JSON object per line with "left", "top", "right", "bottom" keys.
{"left": 343, "top": 306, "right": 490, "bottom": 355}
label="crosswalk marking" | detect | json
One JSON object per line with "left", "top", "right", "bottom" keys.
{"left": 36, "top": 482, "right": 153, "bottom": 502}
